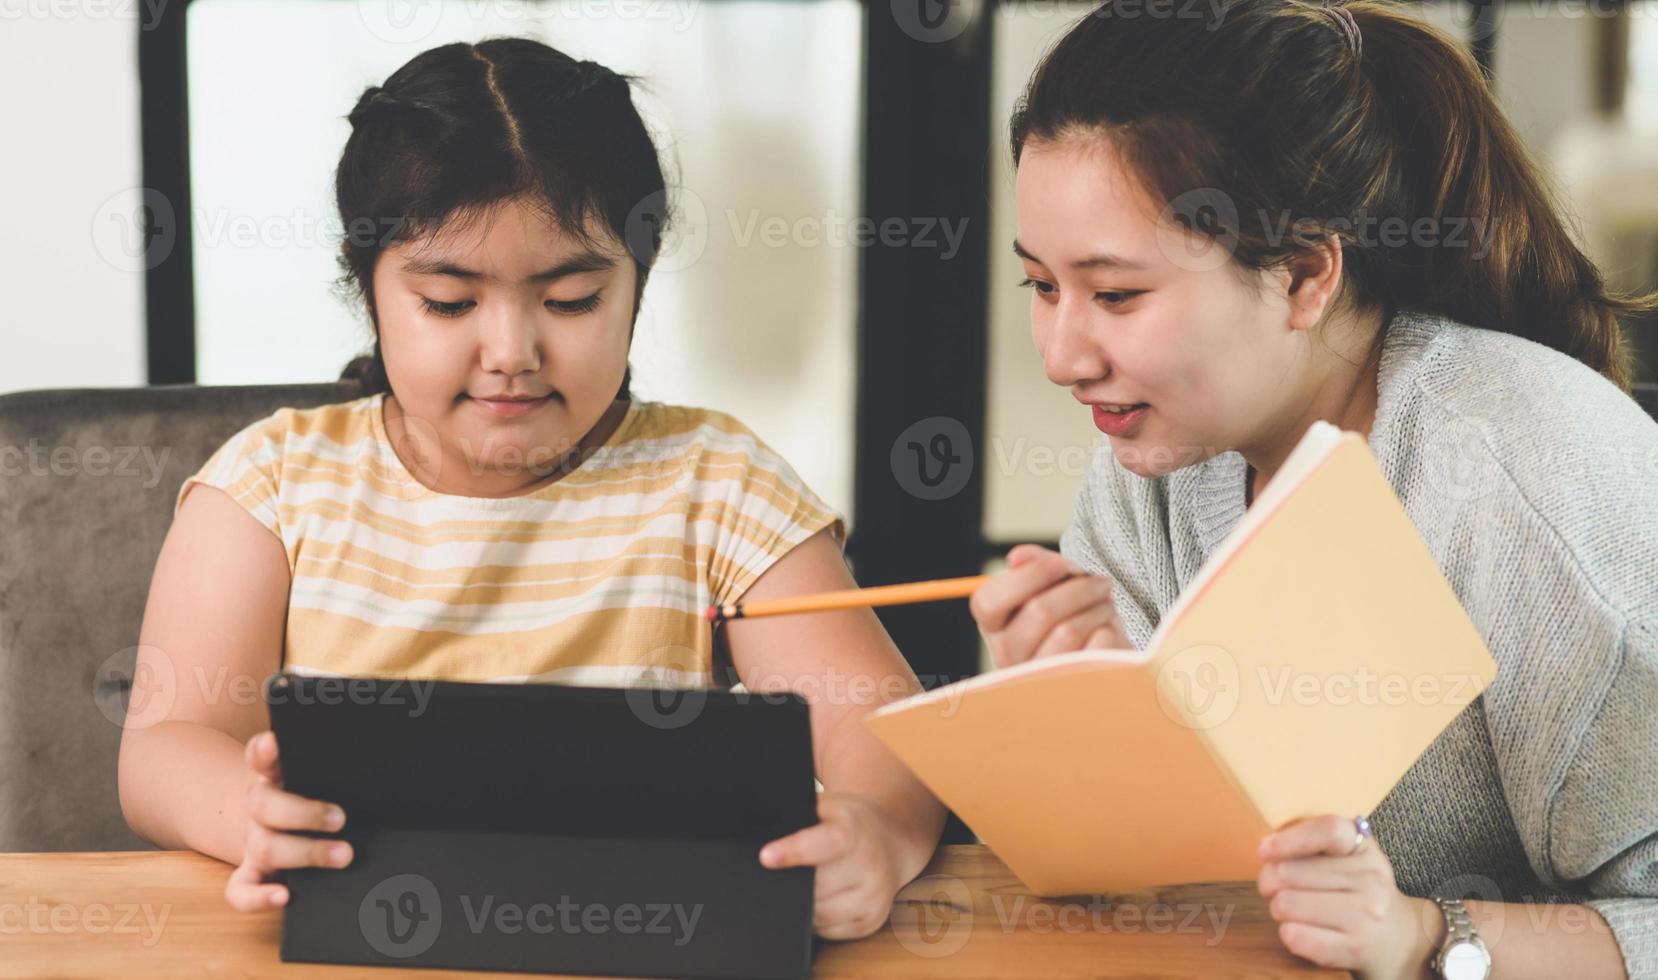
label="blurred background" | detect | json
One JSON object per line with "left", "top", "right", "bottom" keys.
{"left": 3, "top": 0, "right": 1657, "bottom": 688}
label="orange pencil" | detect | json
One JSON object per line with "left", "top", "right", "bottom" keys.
{"left": 707, "top": 574, "right": 991, "bottom": 624}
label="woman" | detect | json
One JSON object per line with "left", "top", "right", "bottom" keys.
{"left": 969, "top": 2, "right": 1658, "bottom": 977}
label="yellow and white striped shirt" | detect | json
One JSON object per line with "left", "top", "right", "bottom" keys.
{"left": 175, "top": 393, "right": 843, "bottom": 685}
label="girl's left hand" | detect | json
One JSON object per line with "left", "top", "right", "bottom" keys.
{"left": 758, "top": 792, "right": 907, "bottom": 940}
{"left": 1258, "top": 814, "right": 1440, "bottom": 979}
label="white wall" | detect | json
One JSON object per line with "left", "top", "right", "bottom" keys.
{"left": 183, "top": 0, "right": 862, "bottom": 520}
{"left": 0, "top": 1, "right": 862, "bottom": 523}
{"left": 0, "top": 6, "right": 147, "bottom": 394}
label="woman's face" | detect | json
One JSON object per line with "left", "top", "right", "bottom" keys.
{"left": 371, "top": 195, "right": 635, "bottom": 495}
{"left": 1013, "top": 137, "right": 1311, "bottom": 479}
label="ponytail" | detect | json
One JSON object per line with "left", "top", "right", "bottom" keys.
{"left": 1353, "top": 5, "right": 1650, "bottom": 390}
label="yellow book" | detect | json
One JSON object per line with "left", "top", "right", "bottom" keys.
{"left": 866, "top": 421, "right": 1499, "bottom": 895}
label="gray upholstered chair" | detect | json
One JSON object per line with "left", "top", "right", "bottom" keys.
{"left": 0, "top": 381, "right": 361, "bottom": 852}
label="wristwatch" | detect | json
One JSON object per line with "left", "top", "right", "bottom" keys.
{"left": 1431, "top": 897, "right": 1492, "bottom": 980}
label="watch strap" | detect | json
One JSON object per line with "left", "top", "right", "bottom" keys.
{"left": 1431, "top": 897, "right": 1490, "bottom": 980}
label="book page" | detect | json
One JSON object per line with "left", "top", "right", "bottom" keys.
{"left": 868, "top": 648, "right": 1147, "bottom": 717}
{"left": 866, "top": 658, "right": 1270, "bottom": 894}
{"left": 1145, "top": 421, "right": 1347, "bottom": 655}
{"left": 1149, "top": 435, "right": 1497, "bottom": 826}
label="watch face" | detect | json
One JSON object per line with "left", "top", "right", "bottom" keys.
{"left": 1442, "top": 941, "right": 1491, "bottom": 980}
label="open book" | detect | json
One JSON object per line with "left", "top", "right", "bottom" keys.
{"left": 866, "top": 421, "right": 1499, "bottom": 895}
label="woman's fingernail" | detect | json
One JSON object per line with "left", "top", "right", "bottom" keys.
{"left": 330, "top": 843, "right": 352, "bottom": 865}
{"left": 325, "top": 807, "right": 345, "bottom": 830}
{"left": 272, "top": 887, "right": 288, "bottom": 906}
{"left": 758, "top": 846, "right": 776, "bottom": 866}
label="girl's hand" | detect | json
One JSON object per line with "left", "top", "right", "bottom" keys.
{"left": 1257, "top": 815, "right": 1440, "bottom": 979}
{"left": 757, "top": 793, "right": 910, "bottom": 940}
{"left": 224, "top": 730, "right": 353, "bottom": 912}
{"left": 971, "top": 544, "right": 1130, "bottom": 668}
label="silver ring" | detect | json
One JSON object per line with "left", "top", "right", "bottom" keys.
{"left": 1350, "top": 814, "right": 1374, "bottom": 854}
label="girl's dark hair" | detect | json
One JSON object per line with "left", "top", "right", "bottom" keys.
{"left": 336, "top": 38, "right": 670, "bottom": 397}
{"left": 1011, "top": 0, "right": 1656, "bottom": 392}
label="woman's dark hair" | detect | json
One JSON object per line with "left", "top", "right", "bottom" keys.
{"left": 336, "top": 38, "right": 670, "bottom": 397}
{"left": 1011, "top": 0, "right": 1656, "bottom": 392}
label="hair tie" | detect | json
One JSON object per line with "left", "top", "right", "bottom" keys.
{"left": 1320, "top": 3, "right": 1362, "bottom": 61}
{"left": 350, "top": 85, "right": 388, "bottom": 126}
{"left": 349, "top": 85, "right": 421, "bottom": 126}
{"left": 572, "top": 59, "right": 622, "bottom": 95}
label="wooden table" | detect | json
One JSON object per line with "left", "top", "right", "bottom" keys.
{"left": 0, "top": 846, "right": 1345, "bottom": 978}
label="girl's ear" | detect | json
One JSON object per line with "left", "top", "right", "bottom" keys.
{"left": 1281, "top": 234, "right": 1344, "bottom": 333}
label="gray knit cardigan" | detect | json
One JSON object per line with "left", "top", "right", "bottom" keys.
{"left": 1059, "top": 310, "right": 1658, "bottom": 976}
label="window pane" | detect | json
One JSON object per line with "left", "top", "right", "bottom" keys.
{"left": 1634, "top": 3, "right": 1658, "bottom": 122}
{"left": 983, "top": 0, "right": 1113, "bottom": 545}
{"left": 187, "top": 0, "right": 861, "bottom": 518}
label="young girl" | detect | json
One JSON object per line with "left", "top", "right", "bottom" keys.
{"left": 116, "top": 38, "right": 942, "bottom": 941}
{"left": 970, "top": 2, "right": 1658, "bottom": 977}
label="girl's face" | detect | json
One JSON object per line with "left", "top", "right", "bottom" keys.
{"left": 372, "top": 195, "right": 635, "bottom": 495}
{"left": 1013, "top": 137, "right": 1321, "bottom": 479}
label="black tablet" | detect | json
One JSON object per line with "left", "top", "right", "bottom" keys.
{"left": 265, "top": 672, "right": 818, "bottom": 980}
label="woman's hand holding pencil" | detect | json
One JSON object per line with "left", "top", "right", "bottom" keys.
{"left": 706, "top": 574, "right": 990, "bottom": 624}
{"left": 969, "top": 544, "right": 1128, "bottom": 667}
{"left": 706, "top": 543, "right": 1126, "bottom": 668}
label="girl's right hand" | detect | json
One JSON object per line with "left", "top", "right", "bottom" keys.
{"left": 970, "top": 544, "right": 1130, "bottom": 668}
{"left": 224, "top": 730, "right": 353, "bottom": 912}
